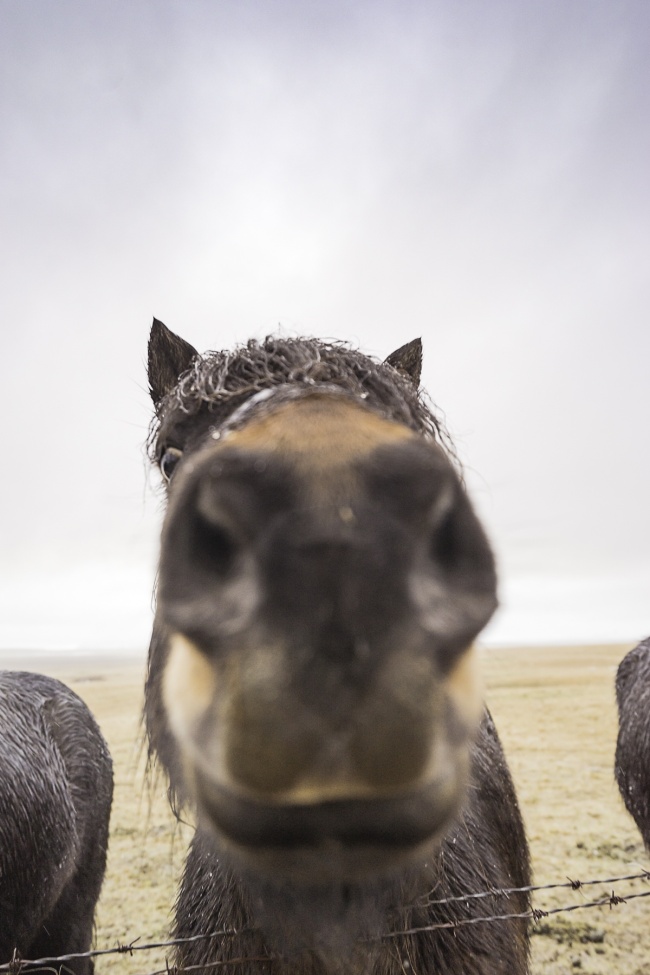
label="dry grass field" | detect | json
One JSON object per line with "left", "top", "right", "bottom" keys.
{"left": 5, "top": 642, "right": 650, "bottom": 975}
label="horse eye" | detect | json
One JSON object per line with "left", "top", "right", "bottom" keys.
{"left": 160, "top": 447, "right": 183, "bottom": 482}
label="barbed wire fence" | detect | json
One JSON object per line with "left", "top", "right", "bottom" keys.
{"left": 2, "top": 867, "right": 650, "bottom": 975}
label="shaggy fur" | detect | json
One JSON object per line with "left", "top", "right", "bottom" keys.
{"left": 615, "top": 637, "right": 650, "bottom": 847}
{"left": 0, "top": 671, "right": 113, "bottom": 972}
{"left": 147, "top": 329, "right": 457, "bottom": 468}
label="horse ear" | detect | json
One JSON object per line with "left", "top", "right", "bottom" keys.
{"left": 148, "top": 318, "right": 199, "bottom": 404}
{"left": 385, "top": 337, "right": 422, "bottom": 387}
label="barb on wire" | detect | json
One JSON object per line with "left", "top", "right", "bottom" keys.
{"left": 116, "top": 940, "right": 140, "bottom": 956}
{"left": 7, "top": 950, "right": 22, "bottom": 975}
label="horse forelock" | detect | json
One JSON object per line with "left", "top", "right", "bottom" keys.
{"left": 147, "top": 335, "right": 458, "bottom": 467}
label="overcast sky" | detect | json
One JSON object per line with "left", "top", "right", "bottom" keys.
{"left": 1, "top": 0, "right": 648, "bottom": 654}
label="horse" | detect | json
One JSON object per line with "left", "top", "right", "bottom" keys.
{"left": 145, "top": 318, "right": 531, "bottom": 974}
{"left": 0, "top": 671, "right": 113, "bottom": 973}
{"left": 615, "top": 637, "right": 650, "bottom": 848}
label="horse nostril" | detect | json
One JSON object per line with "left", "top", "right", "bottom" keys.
{"left": 189, "top": 509, "right": 239, "bottom": 577}
{"left": 430, "top": 509, "right": 458, "bottom": 573}
{"left": 181, "top": 477, "right": 247, "bottom": 578}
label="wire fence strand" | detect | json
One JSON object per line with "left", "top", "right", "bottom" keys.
{"left": 420, "top": 867, "right": 650, "bottom": 906}
{"left": 2, "top": 867, "right": 649, "bottom": 974}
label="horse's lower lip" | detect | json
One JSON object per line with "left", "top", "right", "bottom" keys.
{"left": 193, "top": 769, "right": 464, "bottom": 879}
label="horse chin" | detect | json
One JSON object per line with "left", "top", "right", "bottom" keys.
{"left": 193, "top": 765, "right": 467, "bottom": 885}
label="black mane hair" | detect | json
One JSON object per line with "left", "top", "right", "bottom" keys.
{"left": 148, "top": 335, "right": 457, "bottom": 468}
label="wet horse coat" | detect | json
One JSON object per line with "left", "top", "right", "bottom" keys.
{"left": 615, "top": 637, "right": 650, "bottom": 848}
{"left": 145, "top": 320, "right": 531, "bottom": 973}
{"left": 0, "top": 671, "right": 113, "bottom": 973}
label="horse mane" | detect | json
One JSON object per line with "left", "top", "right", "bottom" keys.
{"left": 147, "top": 335, "right": 458, "bottom": 467}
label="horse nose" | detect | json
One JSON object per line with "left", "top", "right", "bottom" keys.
{"left": 262, "top": 520, "right": 407, "bottom": 644}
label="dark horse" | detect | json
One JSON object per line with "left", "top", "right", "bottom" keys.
{"left": 0, "top": 671, "right": 113, "bottom": 973}
{"left": 145, "top": 319, "right": 531, "bottom": 974}
{"left": 615, "top": 637, "right": 650, "bottom": 848}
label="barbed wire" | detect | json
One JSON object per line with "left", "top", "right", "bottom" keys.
{"left": 2, "top": 866, "right": 649, "bottom": 974}
{"left": 420, "top": 867, "right": 650, "bottom": 906}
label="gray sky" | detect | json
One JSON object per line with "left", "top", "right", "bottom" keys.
{"left": 1, "top": 0, "right": 648, "bottom": 652}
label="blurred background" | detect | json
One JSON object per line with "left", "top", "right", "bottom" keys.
{"left": 1, "top": 0, "right": 648, "bottom": 653}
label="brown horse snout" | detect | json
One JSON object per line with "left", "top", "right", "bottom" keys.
{"left": 153, "top": 393, "right": 497, "bottom": 876}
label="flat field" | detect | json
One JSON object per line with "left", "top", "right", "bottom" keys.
{"left": 6, "top": 642, "right": 650, "bottom": 975}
